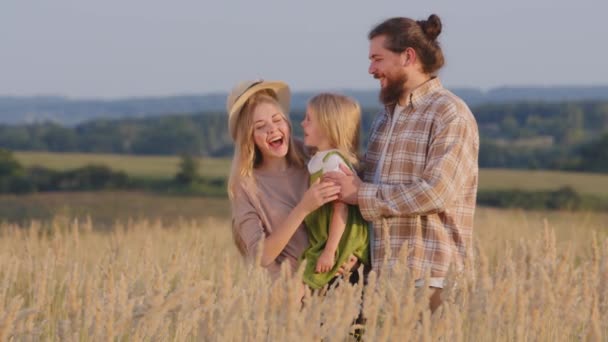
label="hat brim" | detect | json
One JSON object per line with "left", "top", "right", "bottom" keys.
{"left": 228, "top": 81, "right": 290, "bottom": 140}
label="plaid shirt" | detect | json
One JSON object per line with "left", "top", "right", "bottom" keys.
{"left": 358, "top": 78, "right": 479, "bottom": 278}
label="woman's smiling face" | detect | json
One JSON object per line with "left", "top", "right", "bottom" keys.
{"left": 252, "top": 102, "right": 290, "bottom": 161}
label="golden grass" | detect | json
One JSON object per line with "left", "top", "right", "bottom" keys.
{"left": 0, "top": 208, "right": 607, "bottom": 340}
{"left": 14, "top": 151, "right": 608, "bottom": 196}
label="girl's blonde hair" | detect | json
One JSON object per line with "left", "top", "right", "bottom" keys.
{"left": 228, "top": 89, "right": 305, "bottom": 200}
{"left": 307, "top": 93, "right": 361, "bottom": 166}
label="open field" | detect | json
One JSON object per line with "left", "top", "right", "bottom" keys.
{"left": 2, "top": 190, "right": 608, "bottom": 231}
{"left": 0, "top": 192, "right": 231, "bottom": 227}
{"left": 479, "top": 168, "right": 608, "bottom": 197}
{"left": 0, "top": 208, "right": 607, "bottom": 340}
{"left": 14, "top": 151, "right": 608, "bottom": 196}
{"left": 14, "top": 151, "right": 231, "bottom": 180}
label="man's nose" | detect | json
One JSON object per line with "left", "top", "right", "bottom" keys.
{"left": 368, "top": 63, "right": 375, "bottom": 75}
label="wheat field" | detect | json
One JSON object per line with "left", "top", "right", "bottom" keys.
{"left": 0, "top": 209, "right": 607, "bottom": 341}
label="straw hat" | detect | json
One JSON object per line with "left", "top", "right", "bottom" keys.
{"left": 226, "top": 79, "right": 291, "bottom": 140}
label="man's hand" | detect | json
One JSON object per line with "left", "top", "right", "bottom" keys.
{"left": 323, "top": 164, "right": 362, "bottom": 205}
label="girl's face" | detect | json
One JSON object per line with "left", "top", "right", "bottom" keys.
{"left": 301, "top": 106, "right": 331, "bottom": 150}
{"left": 252, "top": 102, "right": 290, "bottom": 161}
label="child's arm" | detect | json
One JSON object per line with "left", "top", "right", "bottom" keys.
{"left": 315, "top": 201, "right": 348, "bottom": 273}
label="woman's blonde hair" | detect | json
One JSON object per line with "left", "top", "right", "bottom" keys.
{"left": 227, "top": 89, "right": 305, "bottom": 200}
{"left": 307, "top": 93, "right": 361, "bottom": 166}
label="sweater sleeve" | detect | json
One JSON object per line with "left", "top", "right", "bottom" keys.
{"left": 231, "top": 183, "right": 267, "bottom": 259}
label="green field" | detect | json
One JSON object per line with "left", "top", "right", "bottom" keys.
{"left": 479, "top": 168, "right": 608, "bottom": 197}
{"left": 15, "top": 151, "right": 231, "bottom": 179}
{"left": 14, "top": 151, "right": 608, "bottom": 196}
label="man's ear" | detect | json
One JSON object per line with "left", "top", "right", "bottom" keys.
{"left": 400, "top": 51, "right": 409, "bottom": 66}
{"left": 403, "top": 47, "right": 416, "bottom": 66}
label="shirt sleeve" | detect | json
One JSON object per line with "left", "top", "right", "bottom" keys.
{"left": 231, "top": 183, "right": 266, "bottom": 259}
{"left": 358, "top": 116, "right": 478, "bottom": 221}
{"left": 322, "top": 153, "right": 349, "bottom": 175}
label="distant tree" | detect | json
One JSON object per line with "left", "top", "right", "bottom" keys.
{"left": 501, "top": 115, "right": 519, "bottom": 138}
{"left": 576, "top": 133, "right": 608, "bottom": 172}
{"left": 0, "top": 148, "right": 33, "bottom": 194}
{"left": 175, "top": 154, "right": 200, "bottom": 185}
{"left": 0, "top": 148, "right": 24, "bottom": 178}
{"left": 42, "top": 124, "right": 79, "bottom": 151}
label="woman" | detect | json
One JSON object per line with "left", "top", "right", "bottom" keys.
{"left": 227, "top": 79, "right": 342, "bottom": 277}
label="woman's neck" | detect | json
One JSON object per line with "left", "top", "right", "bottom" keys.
{"left": 258, "top": 157, "right": 289, "bottom": 172}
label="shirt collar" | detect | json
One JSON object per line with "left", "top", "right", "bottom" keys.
{"left": 408, "top": 76, "right": 442, "bottom": 109}
{"left": 384, "top": 77, "right": 443, "bottom": 115}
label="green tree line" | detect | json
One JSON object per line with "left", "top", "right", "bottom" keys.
{"left": 2, "top": 147, "right": 607, "bottom": 211}
{"left": 1, "top": 101, "right": 607, "bottom": 172}
{"left": 0, "top": 148, "right": 225, "bottom": 196}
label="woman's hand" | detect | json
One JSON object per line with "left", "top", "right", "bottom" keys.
{"left": 299, "top": 179, "right": 341, "bottom": 214}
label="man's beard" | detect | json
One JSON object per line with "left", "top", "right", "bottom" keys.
{"left": 378, "top": 72, "right": 407, "bottom": 106}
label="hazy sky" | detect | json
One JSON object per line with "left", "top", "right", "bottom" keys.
{"left": 1, "top": 0, "right": 606, "bottom": 98}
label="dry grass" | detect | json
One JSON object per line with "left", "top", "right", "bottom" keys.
{"left": 0, "top": 208, "right": 607, "bottom": 340}
{"left": 0, "top": 192, "right": 231, "bottom": 227}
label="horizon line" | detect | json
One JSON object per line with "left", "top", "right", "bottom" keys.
{"left": 1, "top": 83, "right": 608, "bottom": 101}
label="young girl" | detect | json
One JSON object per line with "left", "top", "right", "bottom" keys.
{"left": 300, "top": 93, "right": 370, "bottom": 290}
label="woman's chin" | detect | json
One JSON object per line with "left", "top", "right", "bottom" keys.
{"left": 262, "top": 146, "right": 289, "bottom": 159}
{"left": 274, "top": 147, "right": 289, "bottom": 158}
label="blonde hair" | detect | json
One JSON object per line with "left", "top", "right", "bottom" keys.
{"left": 228, "top": 89, "right": 305, "bottom": 200}
{"left": 307, "top": 93, "right": 361, "bottom": 166}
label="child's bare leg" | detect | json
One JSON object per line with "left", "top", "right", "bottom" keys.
{"left": 429, "top": 287, "right": 442, "bottom": 313}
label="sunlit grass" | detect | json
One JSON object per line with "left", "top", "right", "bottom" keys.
{"left": 0, "top": 208, "right": 606, "bottom": 340}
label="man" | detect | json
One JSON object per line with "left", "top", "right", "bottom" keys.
{"left": 326, "top": 14, "right": 479, "bottom": 312}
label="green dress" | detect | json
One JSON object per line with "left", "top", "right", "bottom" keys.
{"left": 301, "top": 150, "right": 370, "bottom": 289}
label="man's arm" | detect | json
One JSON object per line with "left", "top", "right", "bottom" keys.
{"left": 358, "top": 117, "right": 478, "bottom": 221}
{"left": 325, "top": 116, "right": 478, "bottom": 221}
